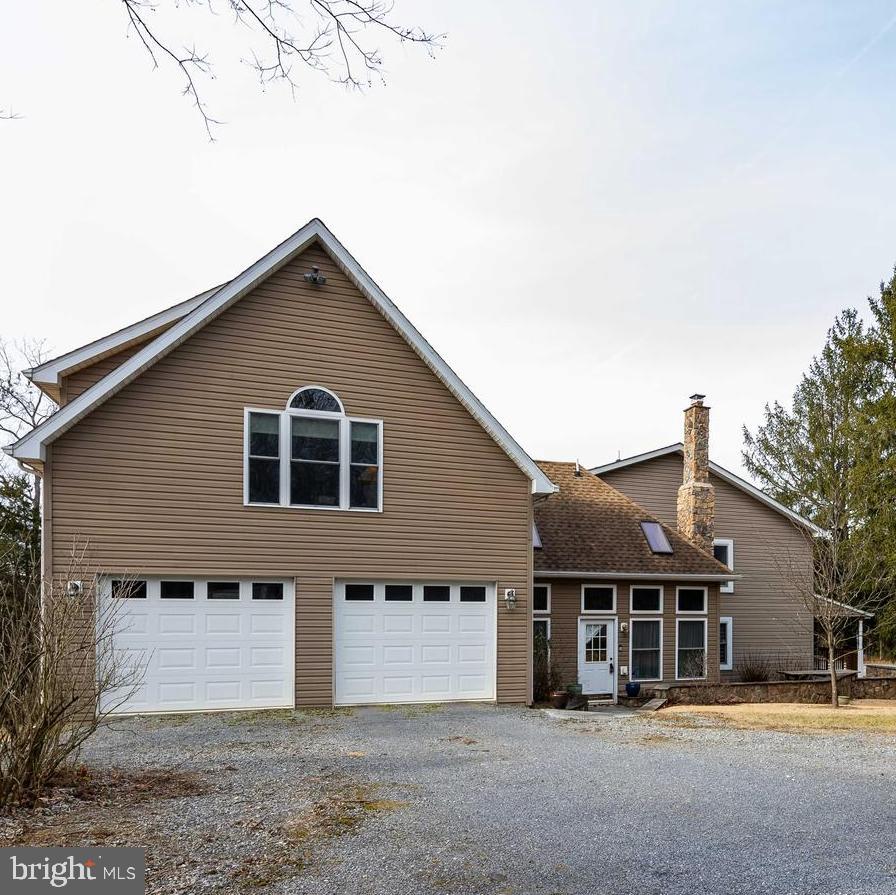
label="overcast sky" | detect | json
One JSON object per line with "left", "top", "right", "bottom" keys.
{"left": 3, "top": 1, "right": 896, "bottom": 477}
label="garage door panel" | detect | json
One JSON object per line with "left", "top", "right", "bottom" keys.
{"left": 100, "top": 577, "right": 294, "bottom": 715}
{"left": 334, "top": 581, "right": 495, "bottom": 705}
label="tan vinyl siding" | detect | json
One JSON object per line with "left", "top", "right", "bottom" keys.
{"left": 536, "top": 578, "right": 720, "bottom": 692}
{"left": 600, "top": 453, "right": 814, "bottom": 677}
{"left": 48, "top": 243, "right": 532, "bottom": 706}
{"left": 60, "top": 337, "right": 160, "bottom": 405}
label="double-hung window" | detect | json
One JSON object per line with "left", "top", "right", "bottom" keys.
{"left": 720, "top": 616, "right": 733, "bottom": 671}
{"left": 245, "top": 387, "right": 382, "bottom": 511}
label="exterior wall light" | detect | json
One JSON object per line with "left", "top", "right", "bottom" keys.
{"left": 620, "top": 621, "right": 629, "bottom": 634}
{"left": 503, "top": 588, "right": 517, "bottom": 610}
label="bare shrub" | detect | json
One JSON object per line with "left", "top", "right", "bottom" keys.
{"left": 532, "top": 627, "right": 550, "bottom": 702}
{"left": 0, "top": 546, "right": 144, "bottom": 811}
{"left": 738, "top": 650, "right": 774, "bottom": 683}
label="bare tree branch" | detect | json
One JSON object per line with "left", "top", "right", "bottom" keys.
{"left": 119, "top": 0, "right": 444, "bottom": 138}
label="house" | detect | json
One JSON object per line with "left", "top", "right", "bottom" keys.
{"left": 533, "top": 461, "right": 735, "bottom": 696}
{"left": 8, "top": 219, "right": 556, "bottom": 713}
{"left": 5, "top": 221, "right": 808, "bottom": 713}
{"left": 592, "top": 405, "right": 820, "bottom": 681}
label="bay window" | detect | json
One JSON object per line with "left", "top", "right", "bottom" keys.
{"left": 245, "top": 387, "right": 382, "bottom": 511}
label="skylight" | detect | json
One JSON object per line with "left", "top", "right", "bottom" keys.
{"left": 641, "top": 521, "right": 673, "bottom": 554}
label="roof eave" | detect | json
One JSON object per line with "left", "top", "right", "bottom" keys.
{"left": 533, "top": 569, "right": 743, "bottom": 581}
{"left": 591, "top": 445, "right": 822, "bottom": 537}
{"left": 10, "top": 219, "right": 555, "bottom": 494}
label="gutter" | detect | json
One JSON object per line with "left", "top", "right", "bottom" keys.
{"left": 534, "top": 570, "right": 743, "bottom": 582}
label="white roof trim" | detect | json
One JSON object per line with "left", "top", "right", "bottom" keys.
{"left": 815, "top": 595, "right": 875, "bottom": 619}
{"left": 534, "top": 570, "right": 743, "bottom": 581}
{"left": 26, "top": 286, "right": 221, "bottom": 387}
{"left": 591, "top": 443, "right": 822, "bottom": 536}
{"left": 8, "top": 219, "right": 556, "bottom": 495}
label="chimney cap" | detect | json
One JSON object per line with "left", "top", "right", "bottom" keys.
{"left": 689, "top": 393, "right": 706, "bottom": 403}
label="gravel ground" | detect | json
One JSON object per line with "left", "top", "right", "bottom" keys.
{"left": 3, "top": 704, "right": 895, "bottom": 895}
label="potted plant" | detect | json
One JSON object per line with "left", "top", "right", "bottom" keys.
{"left": 625, "top": 682, "right": 641, "bottom": 698}
{"left": 548, "top": 657, "right": 568, "bottom": 708}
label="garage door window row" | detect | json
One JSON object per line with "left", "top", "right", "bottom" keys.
{"left": 344, "top": 583, "right": 488, "bottom": 603}
{"left": 111, "top": 579, "right": 284, "bottom": 601}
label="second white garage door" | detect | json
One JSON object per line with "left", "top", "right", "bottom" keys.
{"left": 333, "top": 581, "right": 496, "bottom": 705}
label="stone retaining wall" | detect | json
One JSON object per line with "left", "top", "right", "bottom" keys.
{"left": 865, "top": 662, "right": 896, "bottom": 679}
{"left": 653, "top": 675, "right": 896, "bottom": 706}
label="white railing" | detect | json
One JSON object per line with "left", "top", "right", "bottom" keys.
{"left": 814, "top": 655, "right": 847, "bottom": 672}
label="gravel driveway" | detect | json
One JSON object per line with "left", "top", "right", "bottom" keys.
{"left": 3, "top": 704, "right": 895, "bottom": 895}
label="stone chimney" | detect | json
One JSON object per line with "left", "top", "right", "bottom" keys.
{"left": 677, "top": 394, "right": 714, "bottom": 552}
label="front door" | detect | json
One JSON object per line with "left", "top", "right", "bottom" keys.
{"left": 578, "top": 618, "right": 616, "bottom": 696}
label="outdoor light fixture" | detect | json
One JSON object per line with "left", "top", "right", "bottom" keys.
{"left": 620, "top": 621, "right": 629, "bottom": 634}
{"left": 503, "top": 588, "right": 517, "bottom": 610}
{"left": 303, "top": 265, "right": 327, "bottom": 285}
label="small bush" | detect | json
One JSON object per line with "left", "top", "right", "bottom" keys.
{"left": 533, "top": 628, "right": 550, "bottom": 702}
{"left": 738, "top": 650, "right": 774, "bottom": 683}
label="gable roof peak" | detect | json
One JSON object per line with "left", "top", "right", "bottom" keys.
{"left": 7, "top": 219, "right": 556, "bottom": 495}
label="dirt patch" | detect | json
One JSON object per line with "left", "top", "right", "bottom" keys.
{"left": 662, "top": 699, "right": 896, "bottom": 733}
{"left": 447, "top": 735, "right": 478, "bottom": 746}
{"left": 1, "top": 767, "right": 211, "bottom": 846}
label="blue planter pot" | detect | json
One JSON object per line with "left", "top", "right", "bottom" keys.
{"left": 625, "top": 682, "right": 641, "bottom": 698}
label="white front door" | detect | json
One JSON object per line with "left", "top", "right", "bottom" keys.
{"left": 333, "top": 581, "right": 496, "bottom": 705}
{"left": 578, "top": 618, "right": 616, "bottom": 696}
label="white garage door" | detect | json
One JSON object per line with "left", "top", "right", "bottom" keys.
{"left": 333, "top": 581, "right": 496, "bottom": 705}
{"left": 99, "top": 577, "right": 294, "bottom": 714}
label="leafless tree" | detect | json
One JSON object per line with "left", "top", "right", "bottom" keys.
{"left": 775, "top": 523, "right": 888, "bottom": 707}
{"left": 120, "top": 0, "right": 445, "bottom": 138}
{"left": 0, "top": 542, "right": 144, "bottom": 810}
{"left": 0, "top": 339, "right": 56, "bottom": 510}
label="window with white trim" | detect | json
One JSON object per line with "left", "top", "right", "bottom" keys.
{"left": 630, "top": 618, "right": 662, "bottom": 682}
{"left": 245, "top": 388, "right": 382, "bottom": 511}
{"left": 676, "top": 618, "right": 707, "bottom": 680}
{"left": 533, "top": 617, "right": 551, "bottom": 646}
{"left": 582, "top": 585, "right": 616, "bottom": 613}
{"left": 676, "top": 586, "right": 707, "bottom": 614}
{"left": 713, "top": 538, "right": 735, "bottom": 593}
{"left": 720, "top": 616, "right": 733, "bottom": 671}
{"left": 533, "top": 584, "right": 551, "bottom": 614}
{"left": 630, "top": 585, "right": 662, "bottom": 614}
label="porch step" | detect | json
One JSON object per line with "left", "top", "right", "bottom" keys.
{"left": 638, "top": 697, "right": 668, "bottom": 712}
{"left": 587, "top": 697, "right": 615, "bottom": 708}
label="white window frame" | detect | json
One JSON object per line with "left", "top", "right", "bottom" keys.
{"left": 713, "top": 538, "right": 735, "bottom": 594}
{"left": 286, "top": 385, "right": 345, "bottom": 414}
{"left": 533, "top": 616, "right": 551, "bottom": 643}
{"left": 676, "top": 585, "right": 708, "bottom": 615}
{"left": 243, "top": 397, "right": 384, "bottom": 512}
{"left": 720, "top": 616, "right": 733, "bottom": 671}
{"left": 629, "top": 617, "right": 663, "bottom": 683}
{"left": 533, "top": 583, "right": 551, "bottom": 615}
{"left": 581, "top": 583, "right": 617, "bottom": 614}
{"left": 629, "top": 584, "right": 663, "bottom": 614}
{"left": 675, "top": 617, "right": 708, "bottom": 681}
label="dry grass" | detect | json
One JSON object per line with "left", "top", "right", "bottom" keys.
{"left": 662, "top": 699, "right": 896, "bottom": 733}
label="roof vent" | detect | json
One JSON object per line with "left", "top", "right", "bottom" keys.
{"left": 303, "top": 266, "right": 327, "bottom": 286}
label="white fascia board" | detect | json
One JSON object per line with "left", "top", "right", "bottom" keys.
{"left": 815, "top": 595, "right": 875, "bottom": 619}
{"left": 11, "top": 219, "right": 556, "bottom": 495}
{"left": 591, "top": 443, "right": 821, "bottom": 536}
{"left": 26, "top": 287, "right": 221, "bottom": 387}
{"left": 533, "top": 570, "right": 743, "bottom": 581}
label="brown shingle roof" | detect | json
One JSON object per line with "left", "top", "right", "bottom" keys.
{"left": 533, "top": 461, "right": 733, "bottom": 577}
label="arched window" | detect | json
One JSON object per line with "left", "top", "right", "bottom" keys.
{"left": 287, "top": 386, "right": 344, "bottom": 414}
{"left": 246, "top": 385, "right": 381, "bottom": 512}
